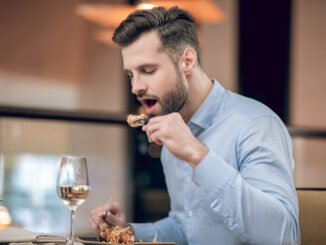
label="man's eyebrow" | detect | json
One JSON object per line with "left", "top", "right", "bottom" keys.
{"left": 138, "top": 63, "right": 158, "bottom": 69}
{"left": 124, "top": 64, "right": 158, "bottom": 73}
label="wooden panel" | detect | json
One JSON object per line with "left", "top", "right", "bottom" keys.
{"left": 290, "top": 0, "right": 326, "bottom": 128}
{"left": 0, "top": 0, "right": 84, "bottom": 82}
{"left": 297, "top": 189, "right": 326, "bottom": 245}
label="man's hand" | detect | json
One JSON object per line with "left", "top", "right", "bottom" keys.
{"left": 142, "top": 112, "right": 209, "bottom": 168}
{"left": 89, "top": 201, "right": 127, "bottom": 232}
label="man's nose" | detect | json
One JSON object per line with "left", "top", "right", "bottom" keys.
{"left": 131, "top": 76, "right": 147, "bottom": 95}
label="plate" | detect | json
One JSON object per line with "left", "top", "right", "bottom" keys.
{"left": 76, "top": 237, "right": 175, "bottom": 245}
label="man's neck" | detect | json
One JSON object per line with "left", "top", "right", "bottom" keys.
{"left": 180, "top": 67, "right": 213, "bottom": 123}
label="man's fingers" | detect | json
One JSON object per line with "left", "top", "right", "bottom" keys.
{"left": 145, "top": 123, "right": 160, "bottom": 135}
{"left": 109, "top": 202, "right": 122, "bottom": 215}
{"left": 89, "top": 213, "right": 106, "bottom": 232}
{"left": 143, "top": 123, "right": 162, "bottom": 144}
{"left": 89, "top": 202, "right": 126, "bottom": 231}
{"left": 91, "top": 205, "right": 107, "bottom": 218}
{"left": 149, "top": 130, "right": 163, "bottom": 145}
{"left": 142, "top": 116, "right": 164, "bottom": 131}
{"left": 104, "top": 211, "right": 126, "bottom": 227}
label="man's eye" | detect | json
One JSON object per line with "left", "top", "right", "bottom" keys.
{"left": 126, "top": 73, "right": 133, "bottom": 79}
{"left": 143, "top": 69, "right": 155, "bottom": 74}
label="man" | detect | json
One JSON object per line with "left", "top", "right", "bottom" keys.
{"left": 89, "top": 6, "right": 300, "bottom": 245}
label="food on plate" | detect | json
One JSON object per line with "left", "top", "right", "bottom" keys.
{"left": 127, "top": 114, "right": 147, "bottom": 128}
{"left": 97, "top": 223, "right": 134, "bottom": 243}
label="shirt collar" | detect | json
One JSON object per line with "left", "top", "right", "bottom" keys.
{"left": 188, "top": 80, "right": 225, "bottom": 130}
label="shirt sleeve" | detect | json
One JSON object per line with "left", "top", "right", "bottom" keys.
{"left": 130, "top": 211, "right": 188, "bottom": 245}
{"left": 192, "top": 116, "right": 300, "bottom": 244}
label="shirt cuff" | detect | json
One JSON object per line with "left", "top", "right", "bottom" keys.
{"left": 192, "top": 150, "right": 237, "bottom": 200}
{"left": 129, "top": 223, "right": 155, "bottom": 242}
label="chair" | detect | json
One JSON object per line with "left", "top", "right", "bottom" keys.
{"left": 297, "top": 189, "right": 326, "bottom": 245}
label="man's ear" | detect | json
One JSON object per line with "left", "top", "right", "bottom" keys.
{"left": 179, "top": 47, "right": 197, "bottom": 75}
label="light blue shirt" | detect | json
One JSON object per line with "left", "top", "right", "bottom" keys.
{"left": 131, "top": 80, "right": 300, "bottom": 245}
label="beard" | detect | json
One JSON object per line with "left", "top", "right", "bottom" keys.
{"left": 153, "top": 68, "right": 188, "bottom": 116}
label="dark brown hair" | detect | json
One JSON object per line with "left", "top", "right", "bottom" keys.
{"left": 112, "top": 6, "right": 200, "bottom": 65}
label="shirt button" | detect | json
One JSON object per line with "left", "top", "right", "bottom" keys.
{"left": 186, "top": 176, "right": 191, "bottom": 182}
{"left": 188, "top": 211, "right": 193, "bottom": 217}
{"left": 228, "top": 221, "right": 233, "bottom": 227}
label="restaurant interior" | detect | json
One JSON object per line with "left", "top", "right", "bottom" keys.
{"left": 0, "top": 0, "right": 325, "bottom": 244}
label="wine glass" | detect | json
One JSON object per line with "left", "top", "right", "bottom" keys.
{"left": 57, "top": 156, "right": 90, "bottom": 245}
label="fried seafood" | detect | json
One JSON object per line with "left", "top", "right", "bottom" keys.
{"left": 97, "top": 223, "right": 134, "bottom": 243}
{"left": 127, "top": 114, "right": 147, "bottom": 128}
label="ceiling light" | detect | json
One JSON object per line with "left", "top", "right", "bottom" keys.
{"left": 137, "top": 3, "right": 156, "bottom": 10}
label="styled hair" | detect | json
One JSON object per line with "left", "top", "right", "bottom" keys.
{"left": 112, "top": 6, "right": 200, "bottom": 65}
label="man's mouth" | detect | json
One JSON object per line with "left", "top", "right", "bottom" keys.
{"left": 142, "top": 99, "right": 158, "bottom": 114}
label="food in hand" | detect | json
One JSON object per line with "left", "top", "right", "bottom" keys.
{"left": 127, "top": 114, "right": 147, "bottom": 127}
{"left": 97, "top": 223, "right": 134, "bottom": 243}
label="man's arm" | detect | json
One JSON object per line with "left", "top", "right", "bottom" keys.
{"left": 130, "top": 212, "right": 188, "bottom": 245}
{"left": 193, "top": 116, "right": 300, "bottom": 244}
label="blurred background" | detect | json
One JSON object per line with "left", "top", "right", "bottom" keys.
{"left": 0, "top": 0, "right": 325, "bottom": 237}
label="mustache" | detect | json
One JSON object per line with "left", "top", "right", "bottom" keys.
{"left": 137, "top": 93, "right": 160, "bottom": 101}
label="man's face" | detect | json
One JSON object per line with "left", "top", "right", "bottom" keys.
{"left": 122, "top": 31, "right": 188, "bottom": 117}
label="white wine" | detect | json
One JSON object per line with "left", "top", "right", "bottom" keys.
{"left": 58, "top": 185, "right": 90, "bottom": 211}
{"left": 57, "top": 156, "right": 89, "bottom": 245}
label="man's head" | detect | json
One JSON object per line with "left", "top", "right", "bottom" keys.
{"left": 113, "top": 6, "right": 200, "bottom": 117}
{"left": 112, "top": 6, "right": 200, "bottom": 66}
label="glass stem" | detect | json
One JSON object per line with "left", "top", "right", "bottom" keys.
{"left": 69, "top": 209, "right": 76, "bottom": 245}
